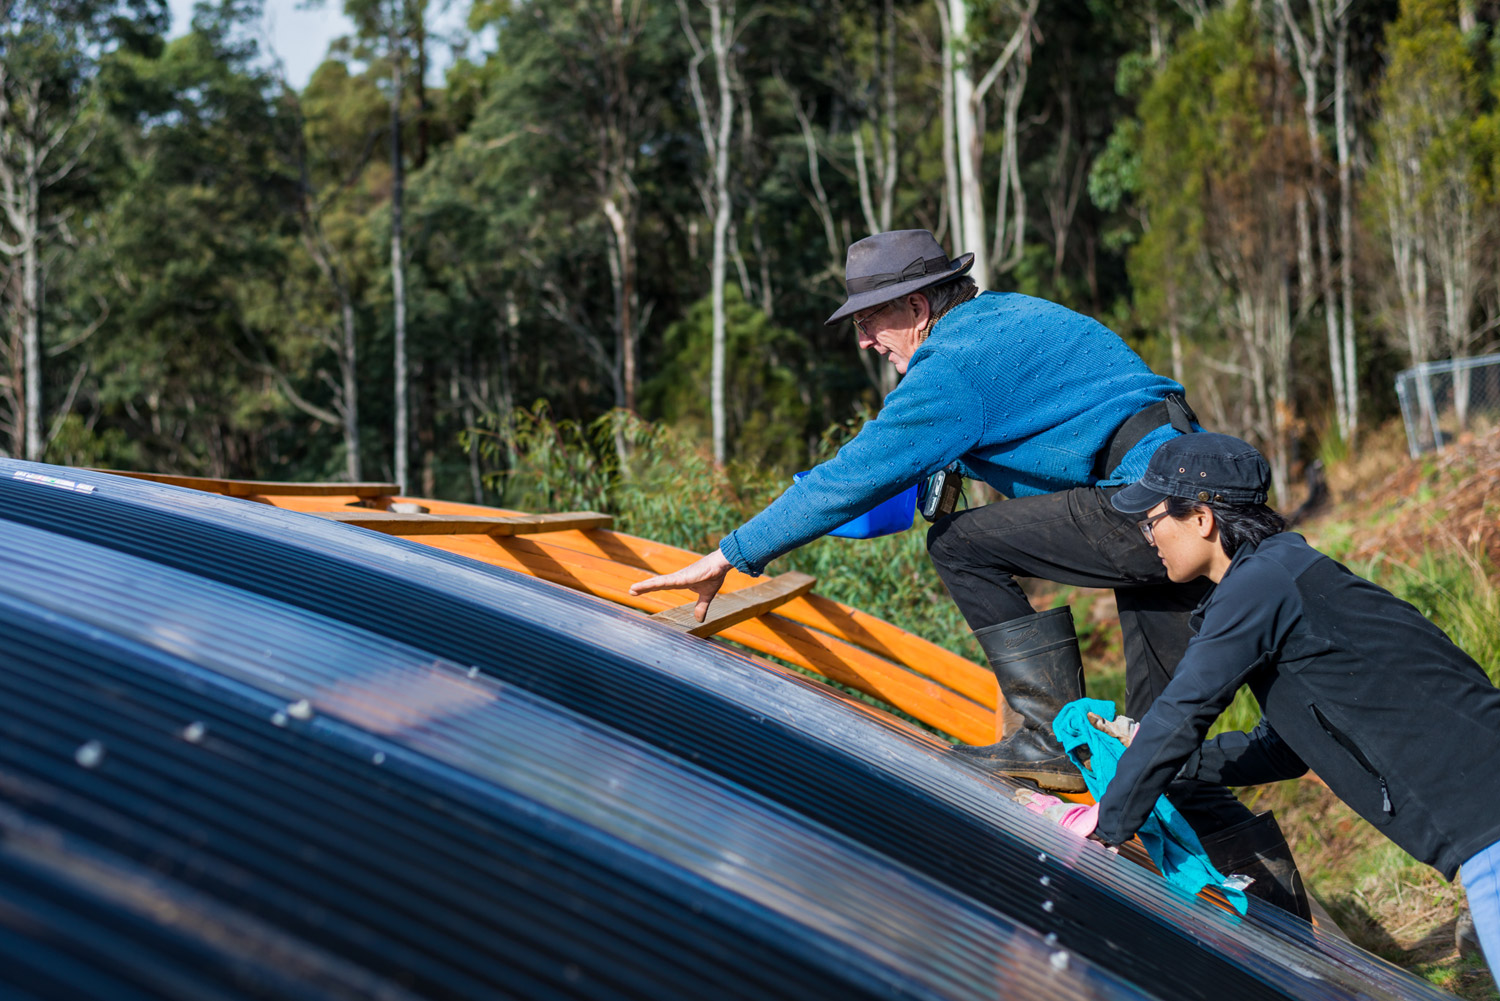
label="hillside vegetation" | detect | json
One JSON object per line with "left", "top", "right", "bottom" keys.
{"left": 508, "top": 410, "right": 1499, "bottom": 997}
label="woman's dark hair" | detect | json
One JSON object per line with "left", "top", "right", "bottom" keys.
{"left": 1164, "top": 496, "right": 1286, "bottom": 558}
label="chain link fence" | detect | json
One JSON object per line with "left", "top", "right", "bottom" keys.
{"left": 1395, "top": 353, "right": 1500, "bottom": 458}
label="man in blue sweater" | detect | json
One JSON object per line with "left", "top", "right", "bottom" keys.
{"left": 631, "top": 229, "right": 1300, "bottom": 909}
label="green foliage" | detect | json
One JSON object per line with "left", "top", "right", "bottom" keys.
{"left": 470, "top": 404, "right": 979, "bottom": 662}
{"left": 1359, "top": 548, "right": 1500, "bottom": 685}
{"left": 643, "top": 285, "right": 812, "bottom": 473}
{"left": 46, "top": 413, "right": 141, "bottom": 469}
{"left": 1087, "top": 117, "right": 1141, "bottom": 217}
{"left": 1129, "top": 3, "right": 1295, "bottom": 340}
{"left": 75, "top": 3, "right": 307, "bottom": 476}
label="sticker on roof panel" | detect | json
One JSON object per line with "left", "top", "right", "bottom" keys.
{"left": 12, "top": 470, "right": 96, "bottom": 493}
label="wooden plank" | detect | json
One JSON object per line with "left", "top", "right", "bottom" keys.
{"left": 314, "top": 510, "right": 613, "bottom": 536}
{"left": 269, "top": 492, "right": 997, "bottom": 709}
{"left": 228, "top": 480, "right": 401, "bottom": 499}
{"left": 94, "top": 469, "right": 398, "bottom": 498}
{"left": 224, "top": 491, "right": 996, "bottom": 741}
{"left": 652, "top": 572, "right": 816, "bottom": 637}
{"left": 404, "top": 533, "right": 995, "bottom": 743}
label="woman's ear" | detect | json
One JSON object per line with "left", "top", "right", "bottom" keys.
{"left": 1194, "top": 505, "right": 1217, "bottom": 541}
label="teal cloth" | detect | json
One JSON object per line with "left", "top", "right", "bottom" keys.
{"left": 1053, "top": 698, "right": 1248, "bottom": 915}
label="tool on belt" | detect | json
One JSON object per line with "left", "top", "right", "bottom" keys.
{"left": 918, "top": 464, "right": 963, "bottom": 522}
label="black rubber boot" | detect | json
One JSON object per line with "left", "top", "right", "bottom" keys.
{"left": 951, "top": 607, "right": 1087, "bottom": 793}
{"left": 1197, "top": 810, "right": 1311, "bottom": 921}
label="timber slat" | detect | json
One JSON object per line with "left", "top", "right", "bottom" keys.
{"left": 231, "top": 490, "right": 998, "bottom": 742}
{"left": 359, "top": 498, "right": 997, "bottom": 706}
{"left": 407, "top": 533, "right": 995, "bottom": 743}
{"left": 461, "top": 520, "right": 996, "bottom": 706}
{"left": 314, "top": 510, "right": 614, "bottom": 536}
{"left": 97, "top": 469, "right": 399, "bottom": 498}
{"left": 652, "top": 572, "right": 816, "bottom": 637}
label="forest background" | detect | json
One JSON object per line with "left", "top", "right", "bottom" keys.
{"left": 8, "top": 0, "right": 1500, "bottom": 990}
{"left": 7, "top": 0, "right": 1500, "bottom": 504}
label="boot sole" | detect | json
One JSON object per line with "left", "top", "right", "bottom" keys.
{"left": 955, "top": 755, "right": 1089, "bottom": 792}
{"left": 947, "top": 745, "right": 1088, "bottom": 792}
{"left": 1004, "top": 768, "right": 1087, "bottom": 793}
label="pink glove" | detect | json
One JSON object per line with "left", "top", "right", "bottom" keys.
{"left": 1020, "top": 791, "right": 1099, "bottom": 838}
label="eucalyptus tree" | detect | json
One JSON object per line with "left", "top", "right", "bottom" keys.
{"left": 442, "top": 0, "right": 680, "bottom": 454}
{"left": 936, "top": 0, "right": 1038, "bottom": 289}
{"left": 1134, "top": 3, "right": 1311, "bottom": 500}
{"left": 1367, "top": 0, "right": 1491, "bottom": 432}
{"left": 331, "top": 0, "right": 434, "bottom": 491}
{"left": 678, "top": 0, "right": 740, "bottom": 466}
{"left": 83, "top": 0, "right": 303, "bottom": 476}
{"left": 0, "top": 0, "right": 167, "bottom": 460}
{"left": 278, "top": 60, "right": 389, "bottom": 481}
{"left": 1276, "top": 0, "right": 1359, "bottom": 446}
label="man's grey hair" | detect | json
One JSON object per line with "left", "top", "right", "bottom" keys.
{"left": 920, "top": 275, "right": 978, "bottom": 318}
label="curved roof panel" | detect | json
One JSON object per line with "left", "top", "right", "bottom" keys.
{"left": 0, "top": 461, "right": 1456, "bottom": 1000}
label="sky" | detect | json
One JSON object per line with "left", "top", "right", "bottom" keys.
{"left": 165, "top": 0, "right": 464, "bottom": 90}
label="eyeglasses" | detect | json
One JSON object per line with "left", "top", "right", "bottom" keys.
{"left": 1137, "top": 510, "right": 1172, "bottom": 545}
{"left": 852, "top": 301, "right": 897, "bottom": 337}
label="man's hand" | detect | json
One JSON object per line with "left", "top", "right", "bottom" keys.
{"left": 1087, "top": 711, "right": 1138, "bottom": 748}
{"left": 629, "top": 548, "right": 734, "bottom": 623}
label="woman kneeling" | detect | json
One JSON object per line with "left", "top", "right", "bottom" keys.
{"left": 1092, "top": 433, "right": 1500, "bottom": 964}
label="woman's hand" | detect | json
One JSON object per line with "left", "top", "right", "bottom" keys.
{"left": 1088, "top": 711, "right": 1138, "bottom": 748}
{"left": 1014, "top": 787, "right": 1099, "bottom": 838}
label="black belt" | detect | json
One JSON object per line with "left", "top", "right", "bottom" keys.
{"left": 1096, "top": 393, "right": 1199, "bottom": 479}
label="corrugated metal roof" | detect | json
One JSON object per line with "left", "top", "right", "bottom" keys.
{"left": 0, "top": 460, "right": 1456, "bottom": 1000}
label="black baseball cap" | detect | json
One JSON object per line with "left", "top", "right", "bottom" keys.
{"left": 1110, "top": 433, "right": 1271, "bottom": 515}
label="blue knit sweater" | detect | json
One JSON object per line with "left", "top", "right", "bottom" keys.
{"left": 720, "top": 292, "right": 1188, "bottom": 576}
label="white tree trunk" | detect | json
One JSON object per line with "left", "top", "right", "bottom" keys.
{"left": 1333, "top": 8, "right": 1357, "bottom": 445}
{"left": 0, "top": 69, "right": 94, "bottom": 462}
{"left": 341, "top": 293, "right": 361, "bottom": 481}
{"left": 389, "top": 4, "right": 409, "bottom": 493}
{"left": 1279, "top": 0, "right": 1358, "bottom": 445}
{"left": 708, "top": 0, "right": 732, "bottom": 466}
{"left": 935, "top": 0, "right": 962, "bottom": 248}
{"left": 21, "top": 167, "right": 41, "bottom": 461}
{"left": 945, "top": 0, "right": 1035, "bottom": 289}
{"left": 949, "top": 0, "right": 988, "bottom": 288}
{"left": 679, "top": 0, "right": 735, "bottom": 466}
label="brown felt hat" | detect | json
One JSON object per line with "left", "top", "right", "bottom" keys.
{"left": 823, "top": 229, "right": 975, "bottom": 326}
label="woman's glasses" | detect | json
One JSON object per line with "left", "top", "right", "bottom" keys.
{"left": 1137, "top": 510, "right": 1172, "bottom": 545}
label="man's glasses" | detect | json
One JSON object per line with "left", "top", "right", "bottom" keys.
{"left": 852, "top": 300, "right": 897, "bottom": 337}
{"left": 1137, "top": 510, "right": 1172, "bottom": 545}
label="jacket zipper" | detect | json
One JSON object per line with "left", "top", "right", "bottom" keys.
{"left": 1311, "top": 704, "right": 1393, "bottom": 816}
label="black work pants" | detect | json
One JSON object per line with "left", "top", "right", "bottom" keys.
{"left": 926, "top": 485, "right": 1254, "bottom": 837}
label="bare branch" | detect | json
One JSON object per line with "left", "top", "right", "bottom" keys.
{"left": 47, "top": 292, "right": 109, "bottom": 356}
{"left": 972, "top": 0, "right": 1037, "bottom": 105}
{"left": 43, "top": 358, "right": 89, "bottom": 448}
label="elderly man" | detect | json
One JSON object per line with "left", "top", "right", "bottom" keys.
{"left": 631, "top": 229, "right": 1305, "bottom": 914}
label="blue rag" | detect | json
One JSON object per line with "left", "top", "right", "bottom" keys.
{"left": 1053, "top": 698, "right": 1248, "bottom": 915}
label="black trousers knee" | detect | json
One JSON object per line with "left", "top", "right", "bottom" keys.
{"left": 927, "top": 486, "right": 1253, "bottom": 836}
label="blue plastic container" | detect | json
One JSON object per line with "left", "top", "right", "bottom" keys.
{"left": 793, "top": 472, "right": 918, "bottom": 539}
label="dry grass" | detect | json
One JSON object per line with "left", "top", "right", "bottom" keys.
{"left": 1246, "top": 780, "right": 1497, "bottom": 1000}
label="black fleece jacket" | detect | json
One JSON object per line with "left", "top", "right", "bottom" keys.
{"left": 1094, "top": 533, "right": 1500, "bottom": 879}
